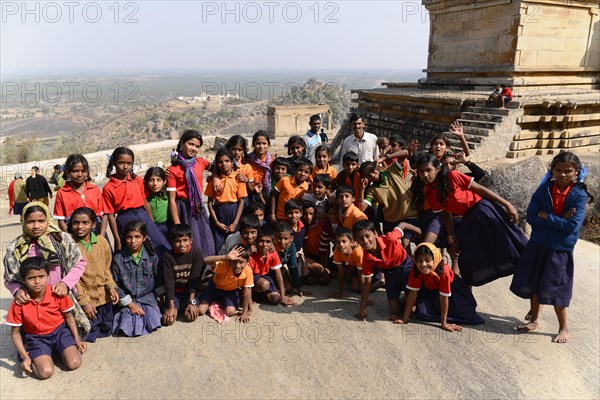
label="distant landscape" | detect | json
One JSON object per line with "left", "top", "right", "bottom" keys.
{"left": 0, "top": 69, "right": 423, "bottom": 165}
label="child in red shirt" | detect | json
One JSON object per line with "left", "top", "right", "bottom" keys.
{"left": 396, "top": 243, "right": 484, "bottom": 330}
{"left": 353, "top": 220, "right": 413, "bottom": 321}
{"left": 6, "top": 257, "right": 87, "bottom": 380}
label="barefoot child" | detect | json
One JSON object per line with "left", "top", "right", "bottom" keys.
{"left": 396, "top": 243, "right": 484, "bottom": 330}
{"left": 70, "top": 207, "right": 119, "bottom": 342}
{"left": 275, "top": 221, "right": 303, "bottom": 296}
{"left": 250, "top": 226, "right": 296, "bottom": 306}
{"left": 353, "top": 220, "right": 413, "bottom": 321}
{"left": 200, "top": 245, "right": 254, "bottom": 323}
{"left": 6, "top": 257, "right": 87, "bottom": 380}
{"left": 111, "top": 221, "right": 165, "bottom": 337}
{"left": 329, "top": 227, "right": 364, "bottom": 298}
{"left": 510, "top": 152, "right": 593, "bottom": 343}
{"left": 162, "top": 224, "right": 204, "bottom": 326}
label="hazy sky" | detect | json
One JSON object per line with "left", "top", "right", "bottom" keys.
{"left": 1, "top": 1, "right": 430, "bottom": 76}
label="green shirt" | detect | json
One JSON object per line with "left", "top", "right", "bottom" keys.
{"left": 79, "top": 232, "right": 98, "bottom": 253}
{"left": 131, "top": 247, "right": 143, "bottom": 265}
{"left": 147, "top": 193, "right": 168, "bottom": 224}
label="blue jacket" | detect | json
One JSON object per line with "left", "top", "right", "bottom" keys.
{"left": 527, "top": 181, "right": 588, "bottom": 251}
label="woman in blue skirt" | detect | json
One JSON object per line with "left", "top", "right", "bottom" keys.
{"left": 511, "top": 152, "right": 593, "bottom": 343}
{"left": 411, "top": 153, "right": 528, "bottom": 287}
{"left": 395, "top": 242, "right": 484, "bottom": 330}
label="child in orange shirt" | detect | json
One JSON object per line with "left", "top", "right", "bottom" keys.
{"left": 329, "top": 227, "right": 364, "bottom": 298}
{"left": 333, "top": 152, "right": 363, "bottom": 207}
{"left": 310, "top": 145, "right": 337, "bottom": 183}
{"left": 206, "top": 149, "right": 248, "bottom": 252}
{"left": 270, "top": 159, "right": 312, "bottom": 222}
{"left": 336, "top": 185, "right": 368, "bottom": 231}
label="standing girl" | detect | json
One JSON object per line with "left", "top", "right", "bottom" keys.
{"left": 111, "top": 221, "right": 164, "bottom": 337}
{"left": 310, "top": 145, "right": 337, "bottom": 183}
{"left": 54, "top": 154, "right": 107, "bottom": 235}
{"left": 3, "top": 202, "right": 91, "bottom": 337}
{"left": 286, "top": 135, "right": 308, "bottom": 175}
{"left": 510, "top": 152, "right": 593, "bottom": 343}
{"left": 144, "top": 167, "right": 169, "bottom": 239}
{"left": 69, "top": 207, "right": 119, "bottom": 342}
{"left": 247, "top": 130, "right": 273, "bottom": 204}
{"left": 167, "top": 130, "right": 215, "bottom": 256}
{"left": 212, "top": 135, "right": 255, "bottom": 207}
{"left": 205, "top": 149, "right": 248, "bottom": 253}
{"left": 103, "top": 147, "right": 171, "bottom": 257}
{"left": 411, "top": 153, "right": 528, "bottom": 287}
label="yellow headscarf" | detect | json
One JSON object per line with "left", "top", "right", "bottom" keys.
{"left": 14, "top": 201, "right": 62, "bottom": 263}
{"left": 414, "top": 242, "right": 443, "bottom": 279}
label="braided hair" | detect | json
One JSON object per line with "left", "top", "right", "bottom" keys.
{"left": 122, "top": 220, "right": 156, "bottom": 256}
{"left": 106, "top": 147, "right": 136, "bottom": 179}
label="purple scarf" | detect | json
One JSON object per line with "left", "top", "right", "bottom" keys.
{"left": 248, "top": 152, "right": 272, "bottom": 196}
{"left": 177, "top": 153, "right": 204, "bottom": 216}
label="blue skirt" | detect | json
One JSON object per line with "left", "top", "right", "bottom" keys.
{"left": 155, "top": 222, "right": 169, "bottom": 240}
{"left": 116, "top": 207, "right": 172, "bottom": 260}
{"left": 85, "top": 302, "right": 114, "bottom": 343}
{"left": 413, "top": 276, "right": 485, "bottom": 325}
{"left": 176, "top": 198, "right": 215, "bottom": 256}
{"left": 210, "top": 202, "right": 239, "bottom": 255}
{"left": 112, "top": 303, "right": 161, "bottom": 337}
{"left": 457, "top": 199, "right": 528, "bottom": 286}
{"left": 510, "top": 241, "right": 574, "bottom": 307}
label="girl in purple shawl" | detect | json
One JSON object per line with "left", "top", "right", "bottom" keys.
{"left": 167, "top": 130, "right": 215, "bottom": 256}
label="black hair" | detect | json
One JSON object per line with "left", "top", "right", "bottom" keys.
{"left": 302, "top": 200, "right": 317, "bottom": 212}
{"left": 284, "top": 199, "right": 303, "bottom": 214}
{"left": 122, "top": 220, "right": 156, "bottom": 256}
{"left": 389, "top": 134, "right": 405, "bottom": 149}
{"left": 272, "top": 157, "right": 290, "bottom": 171}
{"left": 312, "top": 173, "right": 332, "bottom": 188}
{"left": 334, "top": 227, "right": 353, "bottom": 241}
{"left": 410, "top": 153, "right": 450, "bottom": 209}
{"left": 275, "top": 220, "right": 295, "bottom": 236}
{"left": 244, "top": 201, "right": 266, "bottom": 216}
{"left": 63, "top": 154, "right": 91, "bottom": 181}
{"left": 144, "top": 167, "right": 167, "bottom": 195}
{"left": 428, "top": 134, "right": 451, "bottom": 154}
{"left": 225, "top": 135, "right": 249, "bottom": 163}
{"left": 23, "top": 205, "right": 63, "bottom": 243}
{"left": 54, "top": 164, "right": 61, "bottom": 170}
{"left": 349, "top": 112, "right": 362, "bottom": 123}
{"left": 314, "top": 144, "right": 332, "bottom": 157}
{"left": 342, "top": 151, "right": 359, "bottom": 164}
{"left": 258, "top": 225, "right": 276, "bottom": 240}
{"left": 214, "top": 148, "right": 237, "bottom": 175}
{"left": 178, "top": 129, "right": 204, "bottom": 151}
{"left": 352, "top": 219, "right": 377, "bottom": 236}
{"left": 19, "top": 256, "right": 49, "bottom": 280}
{"left": 309, "top": 114, "right": 321, "bottom": 123}
{"left": 252, "top": 130, "right": 271, "bottom": 146}
{"left": 550, "top": 152, "right": 594, "bottom": 203}
{"left": 294, "top": 158, "right": 313, "bottom": 173}
{"left": 239, "top": 215, "right": 261, "bottom": 231}
{"left": 168, "top": 223, "right": 193, "bottom": 242}
{"left": 67, "top": 207, "right": 97, "bottom": 234}
{"left": 287, "top": 136, "right": 307, "bottom": 157}
{"left": 359, "top": 161, "right": 377, "bottom": 178}
{"left": 106, "top": 147, "right": 136, "bottom": 179}
{"left": 232, "top": 244, "right": 251, "bottom": 261}
{"left": 325, "top": 201, "right": 338, "bottom": 213}
{"left": 335, "top": 184, "right": 355, "bottom": 198}
{"left": 413, "top": 245, "right": 444, "bottom": 278}
{"left": 32, "top": 166, "right": 39, "bottom": 172}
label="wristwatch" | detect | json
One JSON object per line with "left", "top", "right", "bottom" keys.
{"left": 190, "top": 298, "right": 198, "bottom": 306}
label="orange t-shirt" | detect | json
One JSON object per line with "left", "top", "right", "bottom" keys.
{"left": 340, "top": 203, "right": 367, "bottom": 231}
{"left": 205, "top": 172, "right": 248, "bottom": 203}
{"left": 274, "top": 176, "right": 309, "bottom": 219}
{"left": 211, "top": 261, "right": 254, "bottom": 291}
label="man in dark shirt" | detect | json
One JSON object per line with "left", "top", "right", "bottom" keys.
{"left": 25, "top": 166, "right": 52, "bottom": 206}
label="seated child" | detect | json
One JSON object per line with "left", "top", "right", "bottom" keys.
{"left": 301, "top": 200, "right": 330, "bottom": 284}
{"left": 275, "top": 221, "right": 303, "bottom": 296}
{"left": 70, "top": 207, "right": 119, "bottom": 342}
{"left": 250, "top": 226, "right": 297, "bottom": 306}
{"left": 111, "top": 221, "right": 165, "bottom": 337}
{"left": 302, "top": 173, "right": 331, "bottom": 219}
{"left": 395, "top": 243, "right": 484, "bottom": 330}
{"left": 329, "top": 227, "right": 364, "bottom": 297}
{"left": 219, "top": 215, "right": 261, "bottom": 255}
{"left": 6, "top": 257, "right": 87, "bottom": 380}
{"left": 353, "top": 220, "right": 414, "bottom": 321}
{"left": 337, "top": 185, "right": 368, "bottom": 231}
{"left": 162, "top": 224, "right": 204, "bottom": 326}
{"left": 200, "top": 245, "right": 254, "bottom": 322}
{"left": 270, "top": 158, "right": 312, "bottom": 222}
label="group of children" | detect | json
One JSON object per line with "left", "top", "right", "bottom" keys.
{"left": 3, "top": 113, "right": 594, "bottom": 379}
